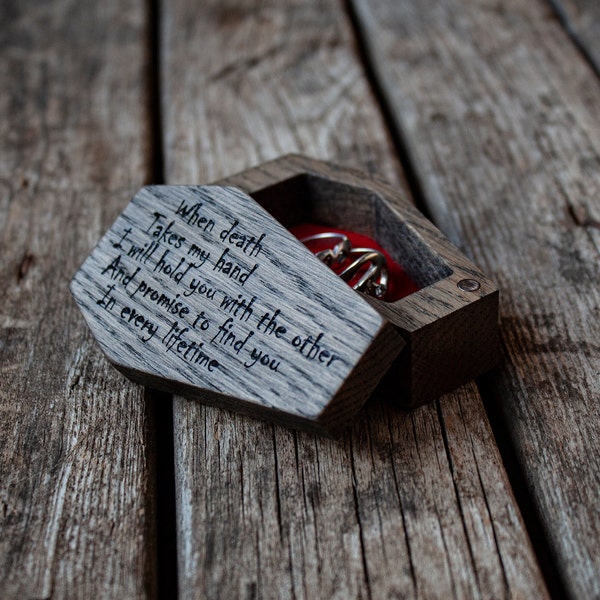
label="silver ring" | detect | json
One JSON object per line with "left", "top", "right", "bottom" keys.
{"left": 338, "top": 248, "right": 388, "bottom": 299}
{"left": 299, "top": 233, "right": 389, "bottom": 299}
{"left": 299, "top": 232, "right": 351, "bottom": 266}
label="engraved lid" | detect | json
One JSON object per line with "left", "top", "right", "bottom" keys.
{"left": 70, "top": 185, "right": 405, "bottom": 436}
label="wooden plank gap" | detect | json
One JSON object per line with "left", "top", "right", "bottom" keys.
{"left": 384, "top": 413, "right": 418, "bottom": 593}
{"left": 546, "top": 0, "right": 600, "bottom": 78}
{"left": 144, "top": 0, "right": 175, "bottom": 596}
{"left": 434, "top": 399, "right": 484, "bottom": 598}
{"left": 147, "top": 0, "right": 165, "bottom": 185}
{"left": 349, "top": 433, "right": 374, "bottom": 600}
{"left": 146, "top": 389, "right": 179, "bottom": 599}
{"left": 342, "top": 0, "right": 436, "bottom": 223}
{"left": 270, "top": 426, "right": 286, "bottom": 545}
{"left": 477, "top": 374, "right": 570, "bottom": 600}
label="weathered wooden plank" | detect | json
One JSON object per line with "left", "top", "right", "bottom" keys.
{"left": 350, "top": 0, "right": 600, "bottom": 596}
{"left": 0, "top": 1, "right": 156, "bottom": 597}
{"left": 550, "top": 0, "right": 600, "bottom": 75}
{"left": 162, "top": 0, "right": 548, "bottom": 598}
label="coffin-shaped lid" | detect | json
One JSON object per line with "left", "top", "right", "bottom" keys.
{"left": 70, "top": 185, "right": 404, "bottom": 435}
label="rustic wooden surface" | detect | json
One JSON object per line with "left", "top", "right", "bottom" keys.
{"left": 162, "top": 0, "right": 546, "bottom": 598}
{"left": 2, "top": 0, "right": 598, "bottom": 597}
{"left": 0, "top": 0, "right": 157, "bottom": 598}
{"left": 350, "top": 0, "right": 600, "bottom": 597}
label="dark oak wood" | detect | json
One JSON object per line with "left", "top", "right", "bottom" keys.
{"left": 222, "top": 155, "right": 499, "bottom": 408}
{"left": 162, "top": 0, "right": 548, "bottom": 597}
{"left": 0, "top": 1, "right": 156, "bottom": 597}
{"left": 351, "top": 0, "right": 600, "bottom": 596}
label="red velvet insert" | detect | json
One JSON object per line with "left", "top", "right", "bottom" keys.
{"left": 290, "top": 223, "right": 419, "bottom": 302}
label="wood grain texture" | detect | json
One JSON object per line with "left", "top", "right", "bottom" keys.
{"left": 350, "top": 0, "right": 600, "bottom": 596}
{"left": 0, "top": 1, "right": 156, "bottom": 597}
{"left": 162, "top": 0, "right": 547, "bottom": 597}
{"left": 71, "top": 184, "right": 403, "bottom": 435}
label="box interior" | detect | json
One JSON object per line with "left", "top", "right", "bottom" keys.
{"left": 249, "top": 174, "right": 453, "bottom": 293}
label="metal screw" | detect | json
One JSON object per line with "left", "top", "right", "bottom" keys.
{"left": 458, "top": 278, "right": 480, "bottom": 292}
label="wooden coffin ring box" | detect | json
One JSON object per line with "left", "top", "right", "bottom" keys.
{"left": 222, "top": 155, "right": 500, "bottom": 408}
{"left": 70, "top": 155, "right": 498, "bottom": 436}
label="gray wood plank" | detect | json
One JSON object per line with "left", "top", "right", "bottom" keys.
{"left": 0, "top": 1, "right": 157, "bottom": 597}
{"left": 162, "top": 1, "right": 548, "bottom": 598}
{"left": 350, "top": 0, "right": 600, "bottom": 596}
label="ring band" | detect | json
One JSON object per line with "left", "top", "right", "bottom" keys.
{"left": 338, "top": 248, "right": 388, "bottom": 299}
{"left": 299, "top": 232, "right": 389, "bottom": 299}
{"left": 299, "top": 232, "right": 351, "bottom": 266}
